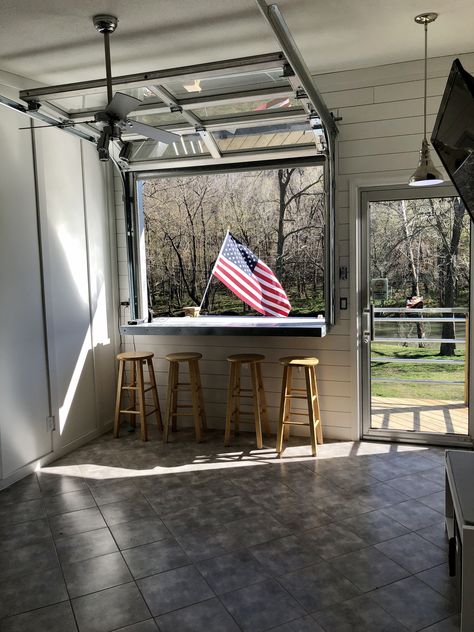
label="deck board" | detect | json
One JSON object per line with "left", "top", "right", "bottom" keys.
{"left": 371, "top": 396, "right": 468, "bottom": 434}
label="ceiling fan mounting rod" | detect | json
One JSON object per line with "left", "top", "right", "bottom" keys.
{"left": 93, "top": 15, "right": 118, "bottom": 105}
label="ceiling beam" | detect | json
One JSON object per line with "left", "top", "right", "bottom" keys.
{"left": 19, "top": 52, "right": 286, "bottom": 102}
{"left": 67, "top": 84, "right": 292, "bottom": 122}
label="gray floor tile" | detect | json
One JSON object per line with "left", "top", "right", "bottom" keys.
{"left": 350, "top": 482, "right": 410, "bottom": 509}
{"left": 370, "top": 575, "right": 457, "bottom": 631}
{"left": 420, "top": 467, "right": 446, "bottom": 486}
{"left": 375, "top": 532, "right": 446, "bottom": 574}
{"left": 155, "top": 597, "right": 240, "bottom": 632}
{"left": 313, "top": 594, "right": 408, "bottom": 631}
{"left": 0, "top": 518, "right": 51, "bottom": 552}
{"left": 55, "top": 527, "right": 118, "bottom": 564}
{"left": 50, "top": 507, "right": 106, "bottom": 537}
{"left": 267, "top": 616, "right": 325, "bottom": 631}
{"left": 301, "top": 523, "right": 367, "bottom": 560}
{"left": 380, "top": 499, "right": 443, "bottom": 531}
{"left": 176, "top": 524, "right": 241, "bottom": 561}
{"left": 37, "top": 473, "right": 87, "bottom": 495}
{"left": 278, "top": 560, "right": 361, "bottom": 612}
{"left": 113, "top": 621, "right": 158, "bottom": 632}
{"left": 269, "top": 501, "right": 332, "bottom": 532}
{"left": 110, "top": 517, "right": 170, "bottom": 550}
{"left": 0, "top": 566, "right": 68, "bottom": 619}
{"left": 197, "top": 549, "right": 268, "bottom": 595}
{"left": 62, "top": 551, "right": 133, "bottom": 597}
{"left": 0, "top": 601, "right": 77, "bottom": 632}
{"left": 43, "top": 489, "right": 96, "bottom": 516}
{"left": 220, "top": 578, "right": 304, "bottom": 632}
{"left": 386, "top": 473, "right": 443, "bottom": 499}
{"left": 91, "top": 481, "right": 140, "bottom": 506}
{"left": 420, "top": 615, "right": 461, "bottom": 631}
{"left": 100, "top": 497, "right": 156, "bottom": 526}
{"left": 72, "top": 582, "right": 151, "bottom": 632}
{"left": 138, "top": 564, "right": 215, "bottom": 616}
{"left": 315, "top": 492, "right": 375, "bottom": 521}
{"left": 161, "top": 504, "right": 223, "bottom": 535}
{"left": 122, "top": 538, "right": 190, "bottom": 579}
{"left": 0, "top": 536, "right": 59, "bottom": 581}
{"left": 320, "top": 466, "right": 380, "bottom": 491}
{"left": 0, "top": 498, "right": 45, "bottom": 526}
{"left": 330, "top": 546, "right": 409, "bottom": 592}
{"left": 338, "top": 509, "right": 410, "bottom": 544}
{"left": 418, "top": 491, "right": 445, "bottom": 513}
{"left": 416, "top": 521, "right": 448, "bottom": 550}
{"left": 250, "top": 534, "right": 322, "bottom": 576}
{"left": 416, "top": 563, "right": 459, "bottom": 607}
{"left": 0, "top": 477, "right": 41, "bottom": 505}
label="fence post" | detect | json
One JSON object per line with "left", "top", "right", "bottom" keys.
{"left": 464, "top": 315, "right": 469, "bottom": 406}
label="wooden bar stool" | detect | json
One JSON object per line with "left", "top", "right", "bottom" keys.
{"left": 276, "top": 356, "right": 323, "bottom": 456}
{"left": 114, "top": 351, "right": 162, "bottom": 441}
{"left": 224, "top": 354, "right": 270, "bottom": 449}
{"left": 164, "top": 353, "right": 207, "bottom": 443}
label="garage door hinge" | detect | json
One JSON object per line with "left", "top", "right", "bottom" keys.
{"left": 46, "top": 416, "right": 56, "bottom": 432}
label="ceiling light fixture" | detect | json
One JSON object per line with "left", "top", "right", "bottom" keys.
{"left": 409, "top": 12, "right": 444, "bottom": 187}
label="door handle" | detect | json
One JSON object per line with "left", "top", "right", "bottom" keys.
{"left": 363, "top": 305, "right": 375, "bottom": 342}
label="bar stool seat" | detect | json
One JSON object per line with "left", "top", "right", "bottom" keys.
{"left": 225, "top": 353, "right": 270, "bottom": 449}
{"left": 276, "top": 355, "right": 323, "bottom": 456}
{"left": 114, "top": 351, "right": 162, "bottom": 441}
{"left": 164, "top": 352, "right": 207, "bottom": 443}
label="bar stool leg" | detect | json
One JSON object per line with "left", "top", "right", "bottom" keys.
{"left": 311, "top": 366, "right": 323, "bottom": 444}
{"left": 234, "top": 365, "right": 241, "bottom": 434}
{"left": 114, "top": 359, "right": 125, "bottom": 438}
{"left": 256, "top": 363, "right": 270, "bottom": 436}
{"left": 224, "top": 362, "right": 236, "bottom": 446}
{"left": 193, "top": 360, "right": 207, "bottom": 431}
{"left": 136, "top": 359, "right": 148, "bottom": 442}
{"left": 189, "top": 360, "right": 203, "bottom": 443}
{"left": 305, "top": 366, "right": 317, "bottom": 457}
{"left": 251, "top": 362, "right": 263, "bottom": 449}
{"left": 146, "top": 357, "right": 163, "bottom": 432}
{"left": 129, "top": 361, "right": 137, "bottom": 430}
{"left": 171, "top": 363, "right": 179, "bottom": 432}
{"left": 276, "top": 365, "right": 289, "bottom": 454}
{"left": 164, "top": 362, "right": 176, "bottom": 442}
{"left": 284, "top": 366, "right": 293, "bottom": 440}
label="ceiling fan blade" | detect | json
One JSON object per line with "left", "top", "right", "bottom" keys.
{"left": 123, "top": 119, "right": 180, "bottom": 144}
{"left": 106, "top": 92, "right": 142, "bottom": 120}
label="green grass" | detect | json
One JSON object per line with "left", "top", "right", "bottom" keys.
{"left": 371, "top": 343, "right": 466, "bottom": 400}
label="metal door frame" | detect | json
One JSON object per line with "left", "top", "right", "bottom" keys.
{"left": 360, "top": 184, "right": 473, "bottom": 446}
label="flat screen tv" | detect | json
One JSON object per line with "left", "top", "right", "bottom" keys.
{"left": 431, "top": 59, "right": 474, "bottom": 219}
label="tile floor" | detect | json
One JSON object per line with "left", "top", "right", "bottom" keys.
{"left": 0, "top": 427, "right": 462, "bottom": 632}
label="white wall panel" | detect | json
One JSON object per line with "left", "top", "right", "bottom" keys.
{"left": 34, "top": 127, "right": 97, "bottom": 449}
{"left": 0, "top": 107, "right": 51, "bottom": 478}
{"left": 82, "top": 143, "right": 118, "bottom": 430}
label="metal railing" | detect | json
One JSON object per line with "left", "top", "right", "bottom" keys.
{"left": 371, "top": 307, "right": 469, "bottom": 404}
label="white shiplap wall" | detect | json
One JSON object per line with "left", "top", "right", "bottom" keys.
{"left": 115, "top": 51, "right": 474, "bottom": 442}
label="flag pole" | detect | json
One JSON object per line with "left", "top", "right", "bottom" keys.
{"left": 199, "top": 229, "right": 230, "bottom": 311}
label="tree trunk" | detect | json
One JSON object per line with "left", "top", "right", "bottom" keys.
{"left": 440, "top": 198, "right": 466, "bottom": 356}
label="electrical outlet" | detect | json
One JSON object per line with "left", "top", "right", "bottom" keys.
{"left": 340, "top": 297, "right": 348, "bottom": 310}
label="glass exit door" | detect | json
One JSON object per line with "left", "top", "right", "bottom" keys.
{"left": 361, "top": 185, "right": 472, "bottom": 445}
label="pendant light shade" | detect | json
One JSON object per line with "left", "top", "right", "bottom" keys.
{"left": 409, "top": 139, "right": 444, "bottom": 186}
{"left": 409, "top": 12, "right": 444, "bottom": 187}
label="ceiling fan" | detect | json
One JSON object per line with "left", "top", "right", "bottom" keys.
{"left": 28, "top": 15, "right": 180, "bottom": 162}
{"left": 91, "top": 15, "right": 180, "bottom": 161}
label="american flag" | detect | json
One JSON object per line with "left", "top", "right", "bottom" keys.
{"left": 211, "top": 232, "right": 292, "bottom": 317}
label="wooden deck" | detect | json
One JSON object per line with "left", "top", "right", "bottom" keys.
{"left": 371, "top": 396, "right": 469, "bottom": 435}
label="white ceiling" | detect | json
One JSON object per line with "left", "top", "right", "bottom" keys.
{"left": 0, "top": 0, "right": 473, "bottom": 87}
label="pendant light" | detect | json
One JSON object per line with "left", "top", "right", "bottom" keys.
{"left": 409, "top": 12, "right": 444, "bottom": 187}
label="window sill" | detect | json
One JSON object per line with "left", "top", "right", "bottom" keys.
{"left": 120, "top": 316, "right": 327, "bottom": 337}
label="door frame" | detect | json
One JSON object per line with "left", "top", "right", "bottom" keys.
{"left": 359, "top": 183, "right": 473, "bottom": 446}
